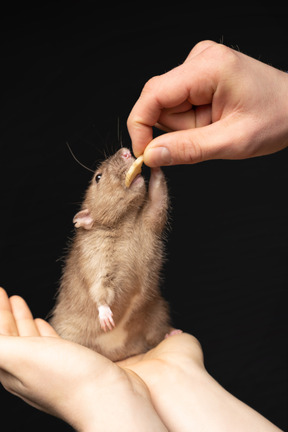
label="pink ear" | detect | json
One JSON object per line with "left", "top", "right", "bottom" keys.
{"left": 73, "top": 209, "right": 94, "bottom": 230}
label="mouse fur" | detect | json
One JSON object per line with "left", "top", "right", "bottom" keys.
{"left": 50, "top": 147, "right": 171, "bottom": 361}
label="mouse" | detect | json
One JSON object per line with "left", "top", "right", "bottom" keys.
{"left": 49, "top": 147, "right": 171, "bottom": 361}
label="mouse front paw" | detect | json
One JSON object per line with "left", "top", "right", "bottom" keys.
{"left": 98, "top": 304, "right": 115, "bottom": 332}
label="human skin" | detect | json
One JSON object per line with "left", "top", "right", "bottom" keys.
{"left": 0, "top": 288, "right": 283, "bottom": 432}
{"left": 127, "top": 40, "right": 288, "bottom": 166}
{"left": 0, "top": 288, "right": 167, "bottom": 432}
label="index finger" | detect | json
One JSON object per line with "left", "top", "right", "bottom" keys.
{"left": 127, "top": 70, "right": 190, "bottom": 157}
{"left": 127, "top": 41, "right": 220, "bottom": 158}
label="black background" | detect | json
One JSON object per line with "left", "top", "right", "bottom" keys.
{"left": 0, "top": 3, "right": 287, "bottom": 431}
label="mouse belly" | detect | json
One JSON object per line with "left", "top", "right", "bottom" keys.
{"left": 87, "top": 299, "right": 151, "bottom": 361}
{"left": 91, "top": 303, "right": 171, "bottom": 361}
{"left": 92, "top": 324, "right": 129, "bottom": 357}
{"left": 51, "top": 293, "right": 170, "bottom": 361}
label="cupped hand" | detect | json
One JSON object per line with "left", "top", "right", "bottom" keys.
{"left": 0, "top": 288, "right": 203, "bottom": 432}
{"left": 0, "top": 288, "right": 282, "bottom": 432}
{"left": 0, "top": 288, "right": 169, "bottom": 431}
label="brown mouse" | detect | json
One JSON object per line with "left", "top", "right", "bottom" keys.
{"left": 50, "top": 147, "right": 171, "bottom": 361}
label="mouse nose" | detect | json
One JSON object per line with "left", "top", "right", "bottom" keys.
{"left": 120, "top": 148, "right": 132, "bottom": 160}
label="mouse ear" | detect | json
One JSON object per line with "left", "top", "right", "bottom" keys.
{"left": 73, "top": 209, "right": 94, "bottom": 230}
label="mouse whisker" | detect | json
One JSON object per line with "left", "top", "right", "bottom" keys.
{"left": 66, "top": 142, "right": 95, "bottom": 173}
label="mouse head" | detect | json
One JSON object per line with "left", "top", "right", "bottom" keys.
{"left": 73, "top": 148, "right": 146, "bottom": 229}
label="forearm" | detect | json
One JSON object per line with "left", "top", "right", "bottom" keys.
{"left": 149, "top": 363, "right": 283, "bottom": 432}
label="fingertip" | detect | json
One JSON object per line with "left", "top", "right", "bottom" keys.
{"left": 9, "top": 295, "right": 33, "bottom": 319}
{"left": 127, "top": 111, "right": 155, "bottom": 159}
{"left": 131, "top": 137, "right": 148, "bottom": 159}
{"left": 9, "top": 294, "right": 24, "bottom": 303}
{"left": 143, "top": 129, "right": 199, "bottom": 166}
{"left": 0, "top": 287, "right": 9, "bottom": 302}
{"left": 132, "top": 146, "right": 143, "bottom": 159}
{"left": 34, "top": 318, "right": 59, "bottom": 337}
{"left": 0, "top": 290, "right": 19, "bottom": 336}
{"left": 131, "top": 133, "right": 153, "bottom": 160}
{"left": 144, "top": 146, "right": 172, "bottom": 167}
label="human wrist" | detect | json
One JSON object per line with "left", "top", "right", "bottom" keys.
{"left": 76, "top": 396, "right": 168, "bottom": 432}
{"left": 66, "top": 371, "right": 168, "bottom": 432}
{"left": 259, "top": 66, "right": 288, "bottom": 156}
{"left": 278, "top": 70, "right": 288, "bottom": 148}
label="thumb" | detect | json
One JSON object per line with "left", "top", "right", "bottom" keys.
{"left": 143, "top": 118, "right": 242, "bottom": 167}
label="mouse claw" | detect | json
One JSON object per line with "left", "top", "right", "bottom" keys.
{"left": 98, "top": 304, "right": 115, "bottom": 332}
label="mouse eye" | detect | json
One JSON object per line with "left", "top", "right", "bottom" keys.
{"left": 95, "top": 173, "right": 102, "bottom": 183}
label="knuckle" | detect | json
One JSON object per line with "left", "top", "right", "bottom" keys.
{"left": 127, "top": 112, "right": 143, "bottom": 130}
{"left": 175, "top": 133, "right": 204, "bottom": 164}
{"left": 126, "top": 111, "right": 135, "bottom": 130}
{"left": 208, "top": 43, "right": 240, "bottom": 71}
{"left": 186, "top": 141, "right": 204, "bottom": 164}
{"left": 142, "top": 75, "right": 161, "bottom": 94}
{"left": 188, "top": 41, "right": 241, "bottom": 80}
{"left": 190, "top": 39, "right": 217, "bottom": 56}
{"left": 126, "top": 110, "right": 144, "bottom": 137}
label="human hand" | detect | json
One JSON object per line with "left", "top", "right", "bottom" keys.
{"left": 0, "top": 288, "right": 282, "bottom": 432}
{"left": 128, "top": 40, "right": 288, "bottom": 166}
{"left": 0, "top": 287, "right": 205, "bottom": 432}
{"left": 0, "top": 287, "right": 209, "bottom": 432}
{"left": 0, "top": 288, "right": 167, "bottom": 432}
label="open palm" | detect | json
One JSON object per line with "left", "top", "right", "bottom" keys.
{"left": 0, "top": 288, "right": 281, "bottom": 432}
{"left": 0, "top": 288, "right": 203, "bottom": 431}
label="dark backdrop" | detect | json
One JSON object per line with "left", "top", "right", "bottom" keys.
{"left": 0, "top": 4, "right": 287, "bottom": 431}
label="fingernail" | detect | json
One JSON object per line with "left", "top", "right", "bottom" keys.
{"left": 145, "top": 147, "right": 172, "bottom": 166}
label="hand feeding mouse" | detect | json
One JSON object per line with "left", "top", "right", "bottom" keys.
{"left": 50, "top": 147, "right": 171, "bottom": 361}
